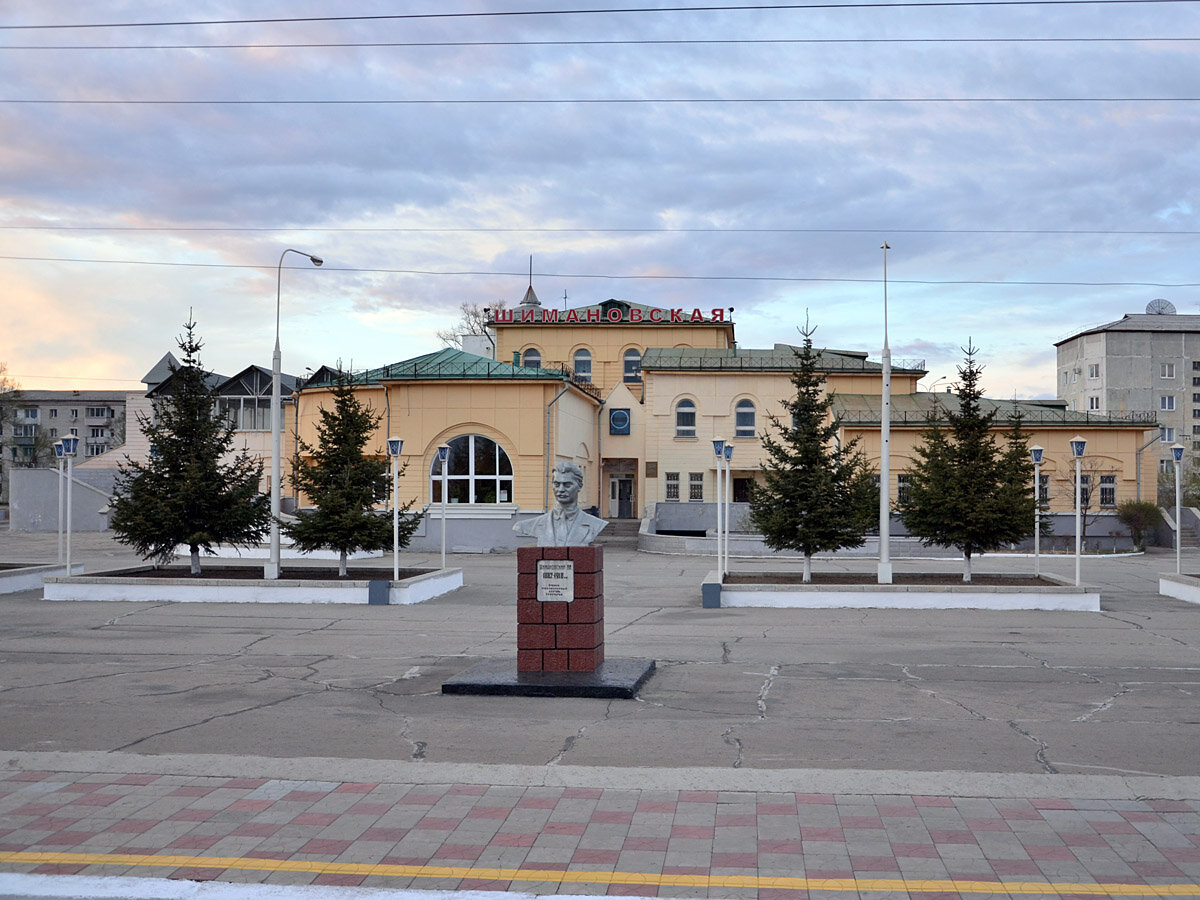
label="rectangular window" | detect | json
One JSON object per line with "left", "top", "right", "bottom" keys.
{"left": 49, "top": 428, "right": 57, "bottom": 438}
{"left": 1062, "top": 371, "right": 1069, "bottom": 385}
{"left": 49, "top": 409, "right": 58, "bottom": 419}
{"left": 1161, "top": 396, "right": 1176, "bottom": 411}
{"left": 86, "top": 444, "right": 107, "bottom": 457}
{"left": 665, "top": 472, "right": 680, "bottom": 502}
{"left": 1100, "top": 474, "right": 1116, "bottom": 508}
{"left": 85, "top": 406, "right": 111, "bottom": 418}
{"left": 1162, "top": 426, "right": 1176, "bottom": 442}
{"left": 896, "top": 473, "right": 911, "bottom": 505}
{"left": 69, "top": 409, "right": 78, "bottom": 419}
{"left": 23, "top": 408, "right": 38, "bottom": 420}
{"left": 1162, "top": 362, "right": 1177, "bottom": 379}
{"left": 1193, "top": 425, "right": 1200, "bottom": 434}
{"left": 90, "top": 427, "right": 105, "bottom": 438}
{"left": 70, "top": 427, "right": 78, "bottom": 436}
{"left": 688, "top": 472, "right": 704, "bottom": 502}
{"left": 1087, "top": 364, "right": 1099, "bottom": 379}
{"left": 1160, "top": 459, "right": 1172, "bottom": 474}
{"left": 1193, "top": 361, "right": 1200, "bottom": 371}
{"left": 1038, "top": 474, "right": 1050, "bottom": 505}
{"left": 1088, "top": 397, "right": 1100, "bottom": 410}
{"left": 1079, "top": 474, "right": 1091, "bottom": 508}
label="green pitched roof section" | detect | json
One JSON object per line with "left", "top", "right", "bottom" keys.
{"left": 830, "top": 392, "right": 1159, "bottom": 428}
{"left": 640, "top": 345, "right": 926, "bottom": 376}
{"left": 309, "top": 348, "right": 599, "bottom": 398}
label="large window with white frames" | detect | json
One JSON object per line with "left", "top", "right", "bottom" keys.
{"left": 430, "top": 434, "right": 514, "bottom": 504}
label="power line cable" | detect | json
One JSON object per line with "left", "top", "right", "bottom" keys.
{"left": 3, "top": 96, "right": 1195, "bottom": 104}
{"left": 2, "top": 0, "right": 1194, "bottom": 31}
{"left": 1, "top": 254, "right": 1195, "bottom": 288}
{"left": 3, "top": 36, "right": 1196, "bottom": 50}
{"left": 2, "top": 225, "right": 1198, "bottom": 236}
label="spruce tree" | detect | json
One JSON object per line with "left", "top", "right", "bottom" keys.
{"left": 898, "top": 342, "right": 1035, "bottom": 582}
{"left": 110, "top": 319, "right": 270, "bottom": 574}
{"left": 284, "top": 374, "right": 421, "bottom": 576}
{"left": 747, "top": 326, "right": 877, "bottom": 581}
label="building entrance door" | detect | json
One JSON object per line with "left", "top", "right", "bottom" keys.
{"left": 609, "top": 475, "right": 634, "bottom": 518}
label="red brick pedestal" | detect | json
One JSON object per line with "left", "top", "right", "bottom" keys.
{"left": 516, "top": 545, "right": 604, "bottom": 672}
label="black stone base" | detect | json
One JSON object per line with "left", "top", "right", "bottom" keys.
{"left": 441, "top": 658, "right": 656, "bottom": 699}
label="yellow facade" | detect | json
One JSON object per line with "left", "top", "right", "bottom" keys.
{"left": 292, "top": 297, "right": 1156, "bottom": 532}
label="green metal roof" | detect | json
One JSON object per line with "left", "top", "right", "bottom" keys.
{"left": 830, "top": 392, "right": 1159, "bottom": 428}
{"left": 312, "top": 348, "right": 597, "bottom": 397}
{"left": 640, "top": 345, "right": 926, "bottom": 376}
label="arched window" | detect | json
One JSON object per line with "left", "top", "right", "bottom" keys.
{"left": 623, "top": 348, "right": 642, "bottom": 383}
{"left": 521, "top": 348, "right": 542, "bottom": 368}
{"left": 735, "top": 399, "right": 756, "bottom": 438}
{"left": 675, "top": 399, "right": 696, "bottom": 438}
{"left": 572, "top": 348, "right": 592, "bottom": 383}
{"left": 430, "top": 434, "right": 514, "bottom": 504}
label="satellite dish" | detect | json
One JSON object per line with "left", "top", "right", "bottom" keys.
{"left": 1147, "top": 298, "right": 1177, "bottom": 315}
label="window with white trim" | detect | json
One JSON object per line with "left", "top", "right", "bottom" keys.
{"left": 1162, "top": 362, "right": 1177, "bottom": 379}
{"left": 623, "top": 348, "right": 642, "bottom": 383}
{"left": 675, "top": 399, "right": 696, "bottom": 438}
{"left": 1088, "top": 396, "right": 1100, "bottom": 410}
{"left": 665, "top": 472, "right": 680, "bottom": 501}
{"left": 572, "top": 348, "right": 592, "bottom": 383}
{"left": 688, "top": 472, "right": 704, "bottom": 501}
{"left": 1099, "top": 474, "right": 1116, "bottom": 508}
{"left": 1161, "top": 426, "right": 1176, "bottom": 442}
{"left": 429, "top": 434, "right": 514, "bottom": 504}
{"left": 734, "top": 399, "right": 755, "bottom": 438}
{"left": 1087, "top": 364, "right": 1100, "bottom": 379}
{"left": 521, "top": 348, "right": 541, "bottom": 368}
{"left": 1161, "top": 396, "right": 1176, "bottom": 411}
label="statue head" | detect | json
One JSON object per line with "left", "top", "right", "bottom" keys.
{"left": 551, "top": 461, "right": 584, "bottom": 509}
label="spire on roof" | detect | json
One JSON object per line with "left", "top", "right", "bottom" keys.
{"left": 519, "top": 254, "right": 541, "bottom": 307}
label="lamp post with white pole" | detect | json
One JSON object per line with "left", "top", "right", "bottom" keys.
{"left": 712, "top": 437, "right": 725, "bottom": 576}
{"left": 54, "top": 440, "right": 65, "bottom": 565}
{"left": 268, "top": 248, "right": 322, "bottom": 580}
{"left": 1173, "top": 442, "right": 1185, "bottom": 575}
{"left": 438, "top": 444, "right": 450, "bottom": 571}
{"left": 1030, "top": 444, "right": 1043, "bottom": 578}
{"left": 1070, "top": 435, "right": 1087, "bottom": 587}
{"left": 60, "top": 434, "right": 79, "bottom": 575}
{"left": 720, "top": 441, "right": 729, "bottom": 573}
{"left": 387, "top": 437, "right": 403, "bottom": 581}
{"left": 878, "top": 241, "right": 893, "bottom": 584}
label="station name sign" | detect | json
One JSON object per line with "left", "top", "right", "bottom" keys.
{"left": 492, "top": 307, "right": 730, "bottom": 325}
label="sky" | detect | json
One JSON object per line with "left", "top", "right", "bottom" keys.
{"left": 1, "top": 0, "right": 1197, "bottom": 399}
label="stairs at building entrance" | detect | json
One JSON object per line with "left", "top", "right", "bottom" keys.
{"left": 597, "top": 518, "right": 640, "bottom": 548}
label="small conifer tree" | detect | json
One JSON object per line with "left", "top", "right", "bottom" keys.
{"left": 898, "top": 342, "right": 1035, "bottom": 582}
{"left": 110, "top": 319, "right": 270, "bottom": 573}
{"left": 284, "top": 373, "right": 421, "bottom": 576}
{"left": 747, "top": 325, "right": 877, "bottom": 581}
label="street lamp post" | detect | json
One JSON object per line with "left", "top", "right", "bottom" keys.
{"left": 54, "top": 441, "right": 65, "bottom": 565}
{"left": 1173, "top": 442, "right": 1185, "bottom": 575}
{"left": 438, "top": 444, "right": 450, "bottom": 571}
{"left": 1070, "top": 435, "right": 1087, "bottom": 587}
{"left": 712, "top": 438, "right": 725, "bottom": 577}
{"left": 60, "top": 435, "right": 79, "bottom": 575}
{"left": 1030, "top": 444, "right": 1043, "bottom": 578}
{"left": 387, "top": 437, "right": 403, "bottom": 582}
{"left": 720, "top": 446, "right": 729, "bottom": 578}
{"left": 878, "top": 241, "right": 893, "bottom": 584}
{"left": 268, "top": 248, "right": 322, "bottom": 580}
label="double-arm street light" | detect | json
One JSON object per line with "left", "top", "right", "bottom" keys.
{"left": 1030, "top": 444, "right": 1044, "bottom": 578}
{"left": 268, "top": 248, "right": 322, "bottom": 580}
{"left": 388, "top": 437, "right": 404, "bottom": 581}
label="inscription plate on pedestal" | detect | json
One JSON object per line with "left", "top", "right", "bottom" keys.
{"left": 537, "top": 560, "right": 575, "bottom": 603}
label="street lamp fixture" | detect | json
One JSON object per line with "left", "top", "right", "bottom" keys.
{"left": 712, "top": 438, "right": 725, "bottom": 578}
{"left": 60, "top": 435, "right": 79, "bottom": 576}
{"left": 1173, "top": 442, "right": 1185, "bottom": 575}
{"left": 1030, "top": 444, "right": 1043, "bottom": 578}
{"left": 723, "top": 443, "right": 734, "bottom": 576}
{"left": 1070, "top": 435, "right": 1086, "bottom": 587}
{"left": 438, "top": 444, "right": 450, "bottom": 571}
{"left": 268, "top": 248, "right": 323, "bottom": 580}
{"left": 54, "top": 440, "right": 65, "bottom": 565}
{"left": 387, "top": 437, "right": 403, "bottom": 582}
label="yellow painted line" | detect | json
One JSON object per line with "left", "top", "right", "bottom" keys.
{"left": 1, "top": 850, "right": 1199, "bottom": 896}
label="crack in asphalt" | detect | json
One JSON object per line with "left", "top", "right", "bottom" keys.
{"left": 1007, "top": 720, "right": 1058, "bottom": 774}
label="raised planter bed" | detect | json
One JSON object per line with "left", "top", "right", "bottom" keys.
{"left": 703, "top": 571, "right": 1099, "bottom": 611}
{"left": 1, "top": 563, "right": 84, "bottom": 595}
{"left": 1158, "top": 573, "right": 1200, "bottom": 606}
{"left": 43, "top": 565, "right": 463, "bottom": 605}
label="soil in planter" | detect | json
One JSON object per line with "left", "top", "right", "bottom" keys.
{"left": 117, "top": 566, "right": 432, "bottom": 581}
{"left": 725, "top": 573, "right": 1053, "bottom": 587}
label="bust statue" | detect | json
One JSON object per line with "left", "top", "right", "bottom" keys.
{"left": 513, "top": 461, "right": 608, "bottom": 547}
